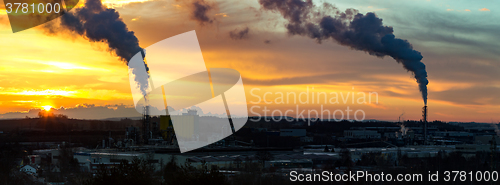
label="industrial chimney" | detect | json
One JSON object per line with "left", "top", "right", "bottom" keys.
{"left": 422, "top": 106, "right": 428, "bottom": 145}
{"left": 143, "top": 106, "right": 151, "bottom": 144}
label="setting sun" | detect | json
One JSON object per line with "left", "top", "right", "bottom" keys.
{"left": 42, "top": 106, "right": 52, "bottom": 111}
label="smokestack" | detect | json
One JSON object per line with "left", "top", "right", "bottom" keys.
{"left": 422, "top": 106, "right": 427, "bottom": 123}
{"left": 143, "top": 105, "right": 151, "bottom": 144}
{"left": 422, "top": 105, "right": 427, "bottom": 144}
{"left": 259, "top": 0, "right": 429, "bottom": 105}
{"left": 398, "top": 111, "right": 405, "bottom": 123}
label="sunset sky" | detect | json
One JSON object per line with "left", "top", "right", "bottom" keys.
{"left": 0, "top": 0, "right": 499, "bottom": 122}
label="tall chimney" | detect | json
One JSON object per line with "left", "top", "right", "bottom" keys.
{"left": 143, "top": 106, "right": 151, "bottom": 144}
{"left": 422, "top": 106, "right": 427, "bottom": 145}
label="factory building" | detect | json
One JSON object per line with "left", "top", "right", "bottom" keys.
{"left": 73, "top": 150, "right": 149, "bottom": 173}
{"left": 344, "top": 130, "right": 381, "bottom": 139}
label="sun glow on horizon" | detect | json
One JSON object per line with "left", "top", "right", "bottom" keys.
{"left": 42, "top": 105, "right": 52, "bottom": 111}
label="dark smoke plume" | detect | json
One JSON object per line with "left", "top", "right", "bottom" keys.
{"left": 59, "top": 0, "right": 149, "bottom": 99}
{"left": 259, "top": 0, "right": 428, "bottom": 105}
{"left": 61, "top": 0, "right": 143, "bottom": 61}
{"left": 229, "top": 27, "right": 250, "bottom": 40}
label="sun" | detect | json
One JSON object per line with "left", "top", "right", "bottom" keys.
{"left": 42, "top": 105, "right": 52, "bottom": 111}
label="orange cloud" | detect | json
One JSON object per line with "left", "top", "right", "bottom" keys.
{"left": 479, "top": 8, "right": 490, "bottom": 11}
{"left": 215, "top": 13, "right": 228, "bottom": 17}
{"left": 366, "top": 102, "right": 388, "bottom": 110}
{"left": 101, "top": 0, "right": 155, "bottom": 8}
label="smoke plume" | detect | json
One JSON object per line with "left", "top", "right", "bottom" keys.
{"left": 259, "top": 0, "right": 428, "bottom": 105}
{"left": 229, "top": 27, "right": 250, "bottom": 40}
{"left": 59, "top": 0, "right": 149, "bottom": 99}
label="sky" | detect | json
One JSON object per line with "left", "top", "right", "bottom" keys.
{"left": 0, "top": 0, "right": 499, "bottom": 122}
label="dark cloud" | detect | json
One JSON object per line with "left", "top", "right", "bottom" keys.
{"left": 229, "top": 27, "right": 250, "bottom": 40}
{"left": 191, "top": 0, "right": 215, "bottom": 25}
{"left": 264, "top": 39, "right": 271, "bottom": 44}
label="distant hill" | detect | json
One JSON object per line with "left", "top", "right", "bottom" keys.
{"left": 0, "top": 117, "right": 142, "bottom": 132}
